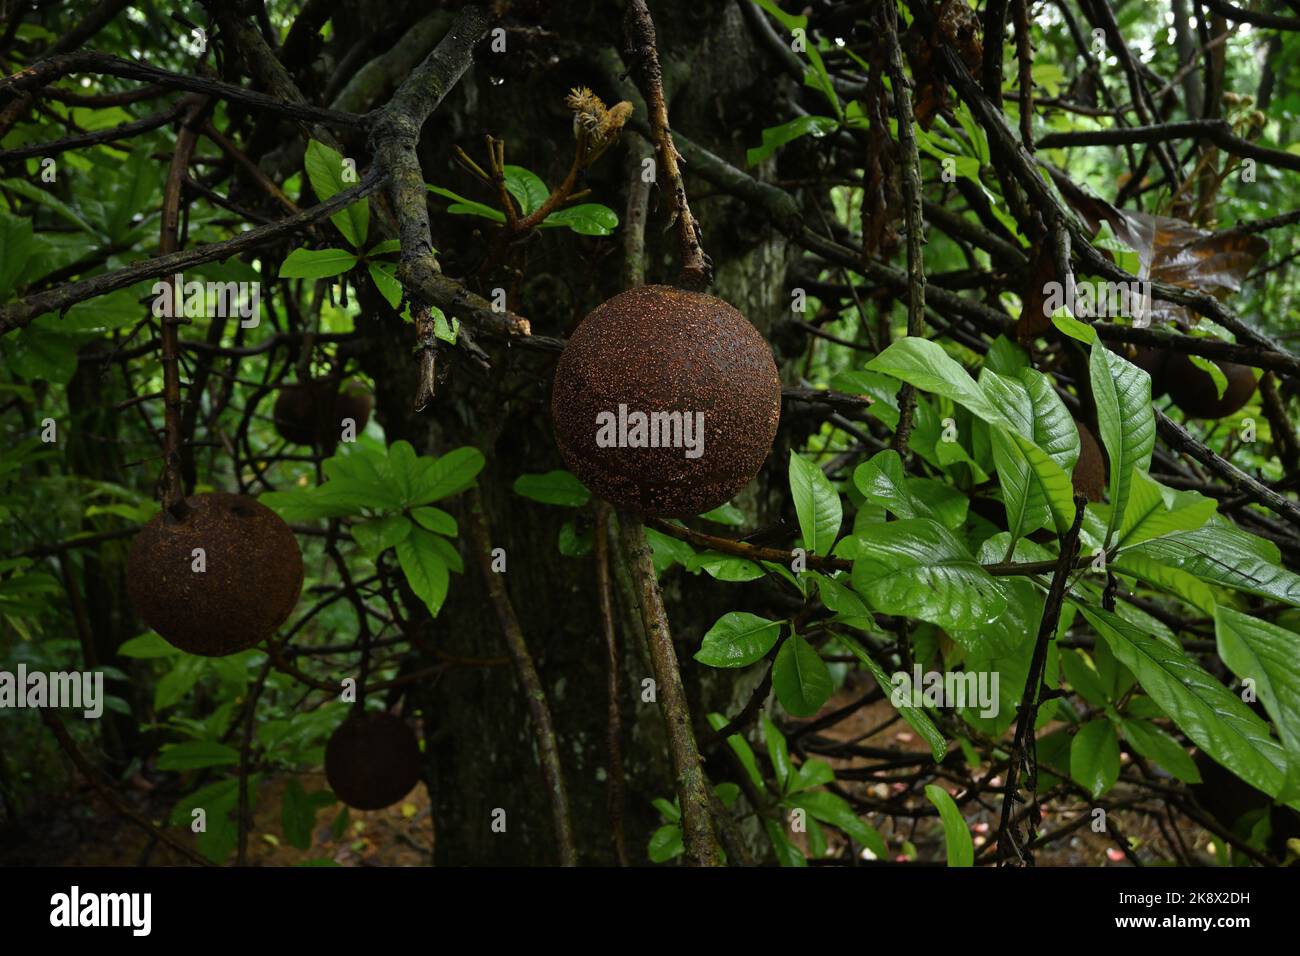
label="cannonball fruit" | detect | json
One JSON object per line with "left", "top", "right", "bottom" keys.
{"left": 1164, "top": 353, "right": 1257, "bottom": 419}
{"left": 127, "top": 493, "right": 303, "bottom": 656}
{"left": 1124, "top": 344, "right": 1169, "bottom": 398}
{"left": 1072, "top": 420, "right": 1106, "bottom": 503}
{"left": 324, "top": 712, "right": 422, "bottom": 811}
{"left": 273, "top": 379, "right": 372, "bottom": 448}
{"left": 551, "top": 285, "right": 782, "bottom": 517}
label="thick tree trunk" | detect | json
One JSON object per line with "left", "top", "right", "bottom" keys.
{"left": 350, "top": 0, "right": 797, "bottom": 864}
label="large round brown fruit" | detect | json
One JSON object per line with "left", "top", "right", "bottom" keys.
{"left": 127, "top": 493, "right": 303, "bottom": 656}
{"left": 1124, "top": 344, "right": 1169, "bottom": 398}
{"left": 1164, "top": 353, "right": 1257, "bottom": 418}
{"left": 551, "top": 285, "right": 781, "bottom": 517}
{"left": 1072, "top": 420, "right": 1106, "bottom": 503}
{"left": 324, "top": 712, "right": 422, "bottom": 811}
{"left": 273, "top": 379, "right": 372, "bottom": 447}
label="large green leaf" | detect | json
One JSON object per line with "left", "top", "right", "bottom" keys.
{"left": 923, "top": 784, "right": 973, "bottom": 867}
{"left": 1120, "top": 717, "right": 1201, "bottom": 784}
{"left": 0, "top": 211, "right": 34, "bottom": 298}
{"left": 409, "top": 447, "right": 485, "bottom": 504}
{"left": 978, "top": 367, "right": 1079, "bottom": 541}
{"left": 867, "top": 337, "right": 1075, "bottom": 532}
{"left": 851, "top": 518, "right": 1007, "bottom": 630}
{"left": 1115, "top": 472, "right": 1216, "bottom": 551}
{"left": 1214, "top": 606, "right": 1300, "bottom": 799}
{"left": 1081, "top": 606, "right": 1288, "bottom": 799}
{"left": 351, "top": 514, "right": 411, "bottom": 559}
{"left": 305, "top": 139, "right": 368, "bottom": 247}
{"left": 502, "top": 165, "right": 549, "bottom": 215}
{"left": 772, "top": 634, "right": 832, "bottom": 717}
{"left": 1070, "top": 719, "right": 1121, "bottom": 797}
{"left": 541, "top": 203, "right": 619, "bottom": 236}
{"left": 157, "top": 740, "right": 240, "bottom": 771}
{"left": 788, "top": 453, "right": 841, "bottom": 555}
{"left": 1089, "top": 341, "right": 1155, "bottom": 545}
{"left": 694, "top": 612, "right": 783, "bottom": 668}
{"left": 1127, "top": 520, "right": 1300, "bottom": 607}
{"left": 396, "top": 527, "right": 450, "bottom": 617}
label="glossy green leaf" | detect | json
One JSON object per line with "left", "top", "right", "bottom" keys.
{"left": 788, "top": 453, "right": 841, "bottom": 555}
{"left": 924, "top": 784, "right": 973, "bottom": 866}
{"left": 772, "top": 634, "right": 832, "bottom": 717}
{"left": 695, "top": 612, "right": 782, "bottom": 668}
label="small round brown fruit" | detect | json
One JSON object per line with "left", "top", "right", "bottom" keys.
{"left": 551, "top": 285, "right": 781, "bottom": 517}
{"left": 1164, "top": 353, "right": 1257, "bottom": 418}
{"left": 324, "top": 711, "right": 422, "bottom": 811}
{"left": 127, "top": 493, "right": 303, "bottom": 656}
{"left": 273, "top": 379, "right": 372, "bottom": 447}
{"left": 1072, "top": 420, "right": 1106, "bottom": 503}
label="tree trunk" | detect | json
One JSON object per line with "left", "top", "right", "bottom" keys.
{"left": 349, "top": 0, "right": 797, "bottom": 864}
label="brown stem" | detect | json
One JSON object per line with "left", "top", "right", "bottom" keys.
{"left": 465, "top": 488, "right": 578, "bottom": 866}
{"left": 615, "top": 514, "right": 720, "bottom": 866}
{"left": 623, "top": 0, "right": 709, "bottom": 289}
{"left": 594, "top": 503, "right": 629, "bottom": 866}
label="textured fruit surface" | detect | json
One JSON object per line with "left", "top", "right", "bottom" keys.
{"left": 1165, "top": 353, "right": 1257, "bottom": 418}
{"left": 1126, "top": 344, "right": 1169, "bottom": 398}
{"left": 273, "top": 379, "right": 371, "bottom": 447}
{"left": 127, "top": 493, "right": 303, "bottom": 656}
{"left": 1072, "top": 420, "right": 1106, "bottom": 503}
{"left": 551, "top": 285, "right": 781, "bottom": 517}
{"left": 325, "top": 712, "right": 422, "bottom": 811}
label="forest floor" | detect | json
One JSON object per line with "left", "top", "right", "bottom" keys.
{"left": 3, "top": 681, "right": 1218, "bottom": 866}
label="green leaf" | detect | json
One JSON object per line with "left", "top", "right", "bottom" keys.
{"left": 410, "top": 447, "right": 485, "bottom": 504}
{"left": 1090, "top": 340, "right": 1155, "bottom": 545}
{"left": 410, "top": 506, "right": 457, "bottom": 537}
{"left": 695, "top": 612, "right": 782, "bottom": 668}
{"left": 427, "top": 184, "right": 506, "bottom": 222}
{"left": 685, "top": 551, "right": 764, "bottom": 582}
{"left": 698, "top": 502, "right": 746, "bottom": 526}
{"left": 513, "top": 470, "right": 591, "bottom": 507}
{"left": 747, "top": 115, "right": 839, "bottom": 166}
{"left": 788, "top": 453, "right": 841, "bottom": 555}
{"left": 502, "top": 165, "right": 549, "bottom": 215}
{"left": 1116, "top": 472, "right": 1217, "bottom": 551}
{"left": 813, "top": 574, "right": 874, "bottom": 632}
{"left": 1214, "top": 606, "right": 1300, "bottom": 798}
{"left": 1120, "top": 718, "right": 1201, "bottom": 784}
{"left": 396, "top": 527, "right": 450, "bottom": 617}
{"left": 367, "top": 261, "right": 402, "bottom": 308}
{"left": 282, "top": 778, "right": 336, "bottom": 850}
{"left": 1061, "top": 648, "right": 1109, "bottom": 707}
{"left": 117, "top": 631, "right": 180, "bottom": 659}
{"left": 154, "top": 657, "right": 203, "bottom": 710}
{"left": 838, "top": 633, "right": 947, "bottom": 762}
{"left": 867, "top": 337, "right": 1075, "bottom": 531}
{"left": 0, "top": 211, "right": 35, "bottom": 298}
{"left": 979, "top": 367, "right": 1079, "bottom": 540}
{"left": 789, "top": 791, "right": 887, "bottom": 859}
{"left": 157, "top": 740, "right": 240, "bottom": 771}
{"left": 305, "top": 139, "right": 368, "bottom": 247}
{"left": 279, "top": 247, "right": 357, "bottom": 280}
{"left": 541, "top": 203, "right": 619, "bottom": 236}
{"left": 707, "top": 712, "right": 768, "bottom": 794}
{"left": 1081, "top": 605, "right": 1287, "bottom": 799}
{"left": 648, "top": 824, "right": 684, "bottom": 863}
{"left": 351, "top": 514, "right": 411, "bottom": 559}
{"left": 105, "top": 148, "right": 158, "bottom": 242}
{"left": 1126, "top": 520, "right": 1300, "bottom": 607}
{"left": 772, "top": 634, "right": 832, "bottom": 717}
{"left": 851, "top": 518, "right": 1007, "bottom": 630}
{"left": 1070, "top": 719, "right": 1121, "bottom": 797}
{"left": 762, "top": 713, "right": 792, "bottom": 793}
{"left": 923, "top": 784, "right": 973, "bottom": 867}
